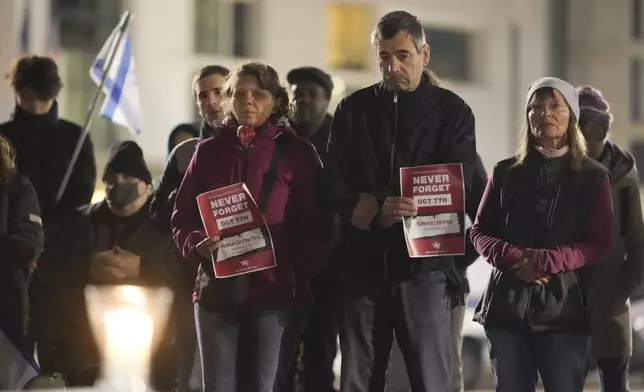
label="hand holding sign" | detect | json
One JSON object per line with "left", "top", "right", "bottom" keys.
{"left": 379, "top": 197, "right": 418, "bottom": 228}
{"left": 196, "top": 236, "right": 222, "bottom": 259}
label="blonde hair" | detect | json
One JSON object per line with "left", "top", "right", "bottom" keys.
{"left": 513, "top": 88, "right": 587, "bottom": 171}
{"left": 0, "top": 136, "right": 17, "bottom": 183}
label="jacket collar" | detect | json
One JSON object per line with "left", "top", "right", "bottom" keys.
{"left": 214, "top": 116, "right": 296, "bottom": 143}
{"left": 12, "top": 101, "right": 59, "bottom": 129}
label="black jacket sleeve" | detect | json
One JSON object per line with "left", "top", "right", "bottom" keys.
{"left": 455, "top": 155, "right": 488, "bottom": 271}
{"left": 0, "top": 174, "right": 44, "bottom": 275}
{"left": 150, "top": 139, "right": 198, "bottom": 233}
{"left": 324, "top": 99, "right": 360, "bottom": 220}
{"left": 59, "top": 134, "right": 97, "bottom": 213}
{"left": 150, "top": 150, "right": 182, "bottom": 233}
{"left": 438, "top": 99, "right": 477, "bottom": 194}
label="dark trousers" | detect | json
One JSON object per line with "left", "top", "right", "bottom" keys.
{"left": 338, "top": 271, "right": 453, "bottom": 392}
{"left": 486, "top": 328, "right": 590, "bottom": 392}
{"left": 385, "top": 304, "right": 466, "bottom": 392}
{"left": 449, "top": 305, "right": 466, "bottom": 392}
{"left": 194, "top": 304, "right": 308, "bottom": 392}
{"left": 597, "top": 357, "right": 630, "bottom": 392}
{"left": 288, "top": 276, "right": 338, "bottom": 392}
{"left": 173, "top": 295, "right": 200, "bottom": 392}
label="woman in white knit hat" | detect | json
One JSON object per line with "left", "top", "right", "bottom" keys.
{"left": 469, "top": 77, "right": 614, "bottom": 391}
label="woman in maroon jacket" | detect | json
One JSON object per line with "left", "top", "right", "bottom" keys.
{"left": 470, "top": 77, "right": 613, "bottom": 392}
{"left": 171, "top": 61, "right": 328, "bottom": 392}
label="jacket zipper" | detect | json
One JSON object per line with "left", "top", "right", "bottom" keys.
{"left": 546, "top": 186, "right": 561, "bottom": 228}
{"left": 385, "top": 92, "right": 399, "bottom": 283}
{"left": 241, "top": 146, "right": 250, "bottom": 182}
{"left": 390, "top": 92, "right": 399, "bottom": 182}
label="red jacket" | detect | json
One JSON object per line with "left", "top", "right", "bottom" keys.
{"left": 171, "top": 118, "right": 329, "bottom": 312}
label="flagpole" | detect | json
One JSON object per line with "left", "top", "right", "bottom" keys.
{"left": 55, "top": 11, "right": 132, "bottom": 204}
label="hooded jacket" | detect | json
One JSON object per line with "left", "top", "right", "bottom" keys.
{"left": 171, "top": 117, "right": 330, "bottom": 313}
{"left": 590, "top": 141, "right": 644, "bottom": 358}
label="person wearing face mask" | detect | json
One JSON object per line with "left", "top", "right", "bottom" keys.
{"left": 576, "top": 85, "right": 644, "bottom": 392}
{"left": 172, "top": 61, "right": 330, "bottom": 392}
{"left": 471, "top": 78, "right": 614, "bottom": 392}
{"left": 324, "top": 11, "right": 477, "bottom": 391}
{"left": 34, "top": 141, "right": 174, "bottom": 388}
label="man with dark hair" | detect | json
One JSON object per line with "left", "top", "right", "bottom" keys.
{"left": 150, "top": 64, "right": 230, "bottom": 228}
{"left": 0, "top": 55, "right": 96, "bottom": 220}
{"left": 286, "top": 67, "right": 337, "bottom": 392}
{"left": 149, "top": 64, "right": 229, "bottom": 392}
{"left": 288, "top": 67, "right": 334, "bottom": 160}
{"left": 325, "top": 10, "right": 477, "bottom": 391}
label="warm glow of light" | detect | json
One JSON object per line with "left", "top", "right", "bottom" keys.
{"left": 103, "top": 307, "right": 153, "bottom": 353}
{"left": 118, "top": 285, "right": 148, "bottom": 308}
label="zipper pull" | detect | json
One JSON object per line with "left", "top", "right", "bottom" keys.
{"left": 393, "top": 92, "right": 398, "bottom": 104}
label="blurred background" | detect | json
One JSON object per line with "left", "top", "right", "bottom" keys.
{"left": 3, "top": 0, "right": 644, "bottom": 186}
{"left": 3, "top": 1, "right": 644, "bottom": 390}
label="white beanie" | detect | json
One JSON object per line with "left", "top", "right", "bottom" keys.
{"left": 525, "top": 77, "right": 580, "bottom": 121}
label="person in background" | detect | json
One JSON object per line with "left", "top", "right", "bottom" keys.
{"left": 577, "top": 85, "right": 644, "bottom": 392}
{"left": 286, "top": 66, "right": 336, "bottom": 392}
{"left": 471, "top": 77, "right": 613, "bottom": 392}
{"left": 0, "top": 136, "right": 43, "bottom": 391}
{"left": 288, "top": 67, "right": 334, "bottom": 160}
{"left": 34, "top": 141, "right": 174, "bottom": 389}
{"left": 0, "top": 55, "right": 96, "bottom": 220}
{"left": 2, "top": 55, "right": 97, "bottom": 378}
{"left": 325, "top": 10, "right": 477, "bottom": 391}
{"left": 149, "top": 64, "right": 230, "bottom": 392}
{"left": 150, "top": 64, "right": 230, "bottom": 230}
{"left": 172, "top": 61, "right": 329, "bottom": 392}
{"left": 167, "top": 123, "right": 199, "bottom": 158}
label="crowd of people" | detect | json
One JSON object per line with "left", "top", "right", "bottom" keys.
{"left": 0, "top": 9, "right": 642, "bottom": 392}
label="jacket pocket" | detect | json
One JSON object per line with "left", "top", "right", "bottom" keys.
{"left": 476, "top": 268, "right": 531, "bottom": 329}
{"left": 529, "top": 270, "right": 587, "bottom": 332}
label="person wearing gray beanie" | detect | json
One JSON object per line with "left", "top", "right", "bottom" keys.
{"left": 577, "top": 85, "right": 644, "bottom": 392}
{"left": 470, "top": 77, "right": 614, "bottom": 391}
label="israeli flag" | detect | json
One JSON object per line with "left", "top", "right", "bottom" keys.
{"left": 90, "top": 21, "right": 142, "bottom": 135}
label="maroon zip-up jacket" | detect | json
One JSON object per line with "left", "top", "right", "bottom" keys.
{"left": 171, "top": 118, "right": 330, "bottom": 311}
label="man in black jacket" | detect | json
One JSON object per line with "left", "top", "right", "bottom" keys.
{"left": 149, "top": 64, "right": 229, "bottom": 392}
{"left": 0, "top": 55, "right": 96, "bottom": 221}
{"left": 325, "top": 11, "right": 477, "bottom": 391}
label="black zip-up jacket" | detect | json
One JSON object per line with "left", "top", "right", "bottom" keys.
{"left": 0, "top": 103, "right": 96, "bottom": 221}
{"left": 325, "top": 73, "right": 477, "bottom": 299}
